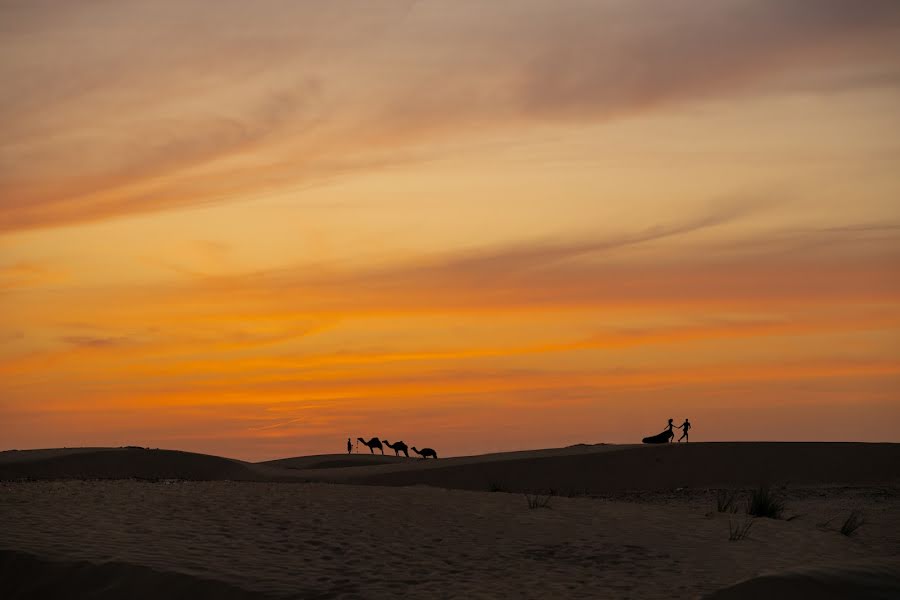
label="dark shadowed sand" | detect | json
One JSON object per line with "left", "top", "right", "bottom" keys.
{"left": 1, "top": 443, "right": 898, "bottom": 599}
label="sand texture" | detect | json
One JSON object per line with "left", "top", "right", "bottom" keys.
{"left": 1, "top": 443, "right": 898, "bottom": 599}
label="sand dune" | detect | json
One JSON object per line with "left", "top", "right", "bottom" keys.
{"left": 1, "top": 550, "right": 268, "bottom": 600}
{"left": 0, "top": 447, "right": 409, "bottom": 482}
{"left": 2, "top": 442, "right": 898, "bottom": 598}
{"left": 704, "top": 561, "right": 900, "bottom": 599}
{"left": 4, "top": 443, "right": 899, "bottom": 493}
{"left": 2, "top": 479, "right": 897, "bottom": 599}
{"left": 0, "top": 448, "right": 271, "bottom": 482}
{"left": 290, "top": 442, "right": 900, "bottom": 494}
{"left": 261, "top": 453, "right": 408, "bottom": 471}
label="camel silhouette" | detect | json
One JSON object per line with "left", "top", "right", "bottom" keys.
{"left": 411, "top": 446, "right": 438, "bottom": 459}
{"left": 357, "top": 437, "right": 384, "bottom": 455}
{"left": 382, "top": 439, "right": 409, "bottom": 458}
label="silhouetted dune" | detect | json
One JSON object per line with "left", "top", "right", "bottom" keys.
{"left": 5, "top": 443, "right": 899, "bottom": 491}
{"left": 0, "top": 550, "right": 271, "bottom": 600}
{"left": 0, "top": 448, "right": 281, "bottom": 481}
{"left": 295, "top": 443, "right": 900, "bottom": 493}
{"left": 261, "top": 453, "right": 408, "bottom": 470}
{"left": 704, "top": 562, "right": 900, "bottom": 600}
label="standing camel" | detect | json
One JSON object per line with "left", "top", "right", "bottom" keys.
{"left": 411, "top": 446, "right": 438, "bottom": 459}
{"left": 382, "top": 440, "right": 409, "bottom": 457}
{"left": 357, "top": 437, "right": 384, "bottom": 455}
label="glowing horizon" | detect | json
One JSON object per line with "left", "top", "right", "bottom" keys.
{"left": 2, "top": 1, "right": 899, "bottom": 461}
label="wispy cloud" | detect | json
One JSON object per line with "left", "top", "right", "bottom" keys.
{"left": 2, "top": 1, "right": 899, "bottom": 231}
{"left": 60, "top": 335, "right": 130, "bottom": 348}
{"left": 168, "top": 219, "right": 897, "bottom": 318}
{"left": 0, "top": 261, "right": 65, "bottom": 289}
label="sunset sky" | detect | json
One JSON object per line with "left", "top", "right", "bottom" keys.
{"left": 2, "top": 1, "right": 899, "bottom": 460}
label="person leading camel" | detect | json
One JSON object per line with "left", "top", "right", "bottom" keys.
{"left": 411, "top": 446, "right": 438, "bottom": 459}
{"left": 357, "top": 437, "right": 384, "bottom": 455}
{"left": 382, "top": 440, "right": 409, "bottom": 457}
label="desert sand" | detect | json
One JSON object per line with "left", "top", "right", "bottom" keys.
{"left": 1, "top": 443, "right": 898, "bottom": 599}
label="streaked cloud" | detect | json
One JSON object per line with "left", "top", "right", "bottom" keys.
{"left": 60, "top": 335, "right": 130, "bottom": 348}
{"left": 166, "top": 220, "right": 899, "bottom": 317}
{"left": 0, "top": 260, "right": 65, "bottom": 289}
{"left": 2, "top": 1, "right": 899, "bottom": 231}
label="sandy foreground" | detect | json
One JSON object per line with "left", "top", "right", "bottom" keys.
{"left": 1, "top": 443, "right": 898, "bottom": 599}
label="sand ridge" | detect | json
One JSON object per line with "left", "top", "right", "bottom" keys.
{"left": 284, "top": 442, "right": 900, "bottom": 495}
{"left": 0, "top": 448, "right": 277, "bottom": 482}
{"left": 6, "top": 443, "right": 899, "bottom": 493}
{"left": 704, "top": 561, "right": 900, "bottom": 599}
{"left": 1, "top": 549, "right": 270, "bottom": 600}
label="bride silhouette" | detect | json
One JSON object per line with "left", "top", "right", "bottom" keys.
{"left": 642, "top": 418, "right": 675, "bottom": 444}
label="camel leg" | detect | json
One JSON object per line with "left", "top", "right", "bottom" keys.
{"left": 369, "top": 446, "right": 374, "bottom": 454}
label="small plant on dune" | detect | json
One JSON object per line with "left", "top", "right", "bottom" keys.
{"left": 716, "top": 489, "right": 740, "bottom": 513}
{"left": 840, "top": 510, "right": 865, "bottom": 536}
{"left": 565, "top": 486, "right": 591, "bottom": 498}
{"left": 489, "top": 481, "right": 508, "bottom": 493}
{"left": 728, "top": 518, "right": 754, "bottom": 541}
{"left": 525, "top": 493, "right": 552, "bottom": 509}
{"left": 747, "top": 487, "right": 785, "bottom": 519}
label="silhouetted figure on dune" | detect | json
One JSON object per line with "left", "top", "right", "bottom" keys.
{"left": 642, "top": 419, "right": 676, "bottom": 444}
{"left": 358, "top": 437, "right": 384, "bottom": 455}
{"left": 347, "top": 437, "right": 352, "bottom": 454}
{"left": 382, "top": 440, "right": 409, "bottom": 457}
{"left": 678, "top": 419, "right": 691, "bottom": 442}
{"left": 411, "top": 446, "right": 438, "bottom": 459}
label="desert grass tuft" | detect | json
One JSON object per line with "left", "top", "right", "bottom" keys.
{"left": 525, "top": 493, "right": 552, "bottom": 509}
{"left": 840, "top": 510, "right": 864, "bottom": 536}
{"left": 728, "top": 518, "right": 754, "bottom": 541}
{"left": 746, "top": 487, "right": 785, "bottom": 519}
{"left": 716, "top": 489, "right": 740, "bottom": 513}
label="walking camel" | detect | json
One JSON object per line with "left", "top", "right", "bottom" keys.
{"left": 411, "top": 446, "right": 438, "bottom": 459}
{"left": 357, "top": 437, "right": 384, "bottom": 455}
{"left": 382, "top": 440, "right": 409, "bottom": 458}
